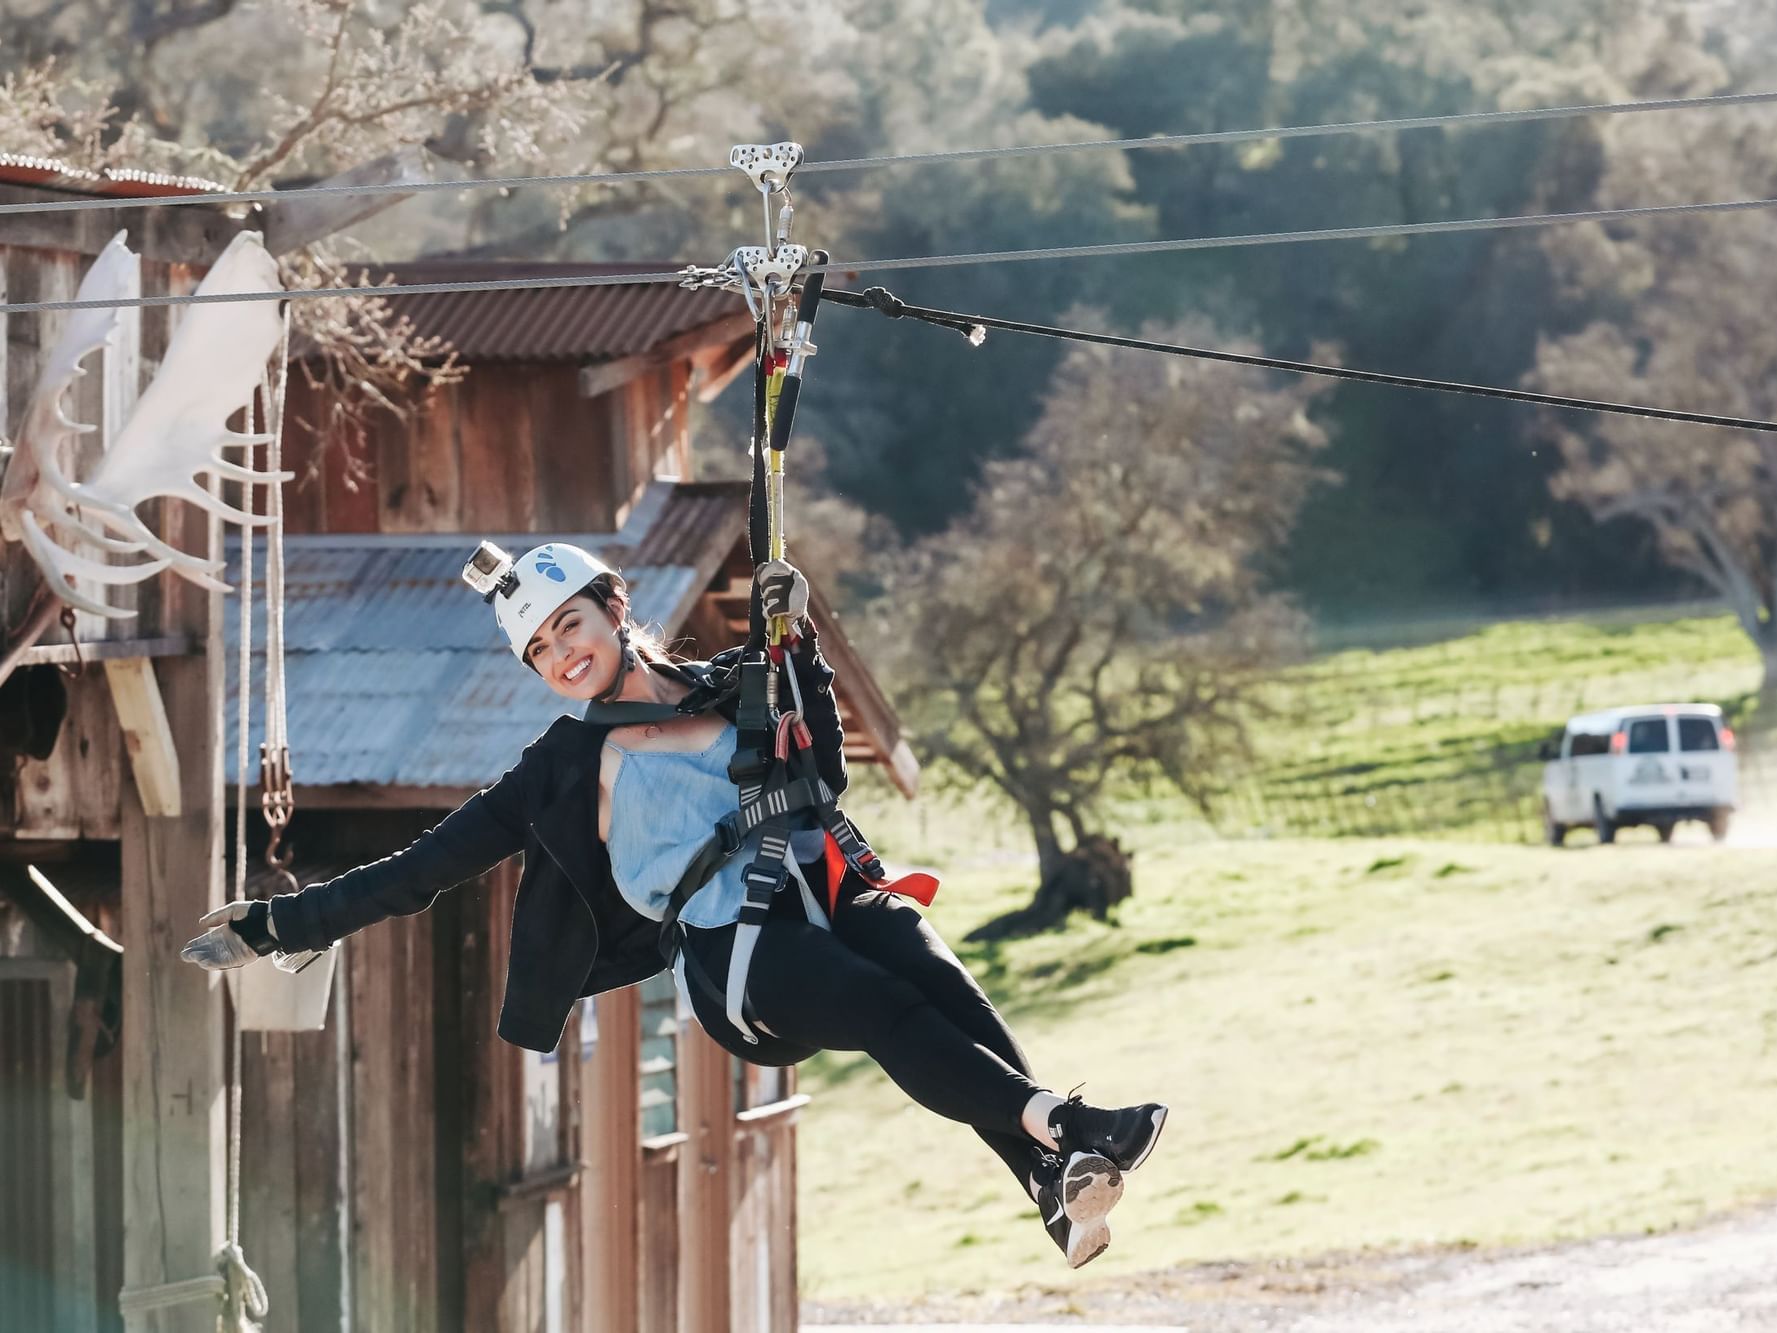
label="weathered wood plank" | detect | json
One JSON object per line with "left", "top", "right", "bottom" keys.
{"left": 320, "top": 420, "right": 381, "bottom": 533}
{"left": 103, "top": 658, "right": 181, "bottom": 817}
{"left": 459, "top": 864, "right": 504, "bottom": 1333}
{"left": 262, "top": 149, "right": 431, "bottom": 257}
{"left": 350, "top": 909, "right": 439, "bottom": 1333}
{"left": 15, "top": 635, "right": 190, "bottom": 666}
{"left": 11, "top": 669, "right": 125, "bottom": 840}
{"left": 458, "top": 374, "right": 536, "bottom": 532}
{"left": 377, "top": 386, "right": 459, "bottom": 533}
{"left": 668, "top": 360, "right": 692, "bottom": 480}
{"left": 291, "top": 994, "right": 346, "bottom": 1332}
{"left": 585, "top": 985, "right": 640, "bottom": 1333}
{"left": 348, "top": 931, "right": 391, "bottom": 1331}
{"left": 239, "top": 1032, "right": 300, "bottom": 1333}
{"left": 84, "top": 249, "right": 143, "bottom": 639}
{"left": 638, "top": 1141, "right": 680, "bottom": 1333}
{"left": 534, "top": 366, "right": 608, "bottom": 533}
{"left": 277, "top": 378, "right": 327, "bottom": 535}
{"left": 0, "top": 254, "right": 7, "bottom": 440}
{"left": 577, "top": 313, "right": 754, "bottom": 403}
{"left": 678, "top": 1028, "right": 732, "bottom": 1333}
{"left": 118, "top": 479, "right": 226, "bottom": 1332}
{"left": 0, "top": 186, "right": 239, "bottom": 265}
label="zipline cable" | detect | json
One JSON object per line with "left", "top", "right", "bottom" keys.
{"left": 819, "top": 194, "right": 1777, "bottom": 276}
{"left": 4, "top": 192, "right": 1777, "bottom": 317}
{"left": 2, "top": 88, "right": 1776, "bottom": 218}
{"left": 822, "top": 285, "right": 1777, "bottom": 434}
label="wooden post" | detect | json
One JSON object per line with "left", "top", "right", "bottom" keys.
{"left": 678, "top": 1029, "right": 732, "bottom": 1333}
{"left": 104, "top": 658, "right": 182, "bottom": 818}
{"left": 119, "top": 279, "right": 230, "bottom": 1333}
{"left": 583, "top": 986, "right": 641, "bottom": 1333}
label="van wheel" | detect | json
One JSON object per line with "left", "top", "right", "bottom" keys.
{"left": 1709, "top": 810, "right": 1732, "bottom": 843}
{"left": 1543, "top": 802, "right": 1567, "bottom": 847}
{"left": 1654, "top": 820, "right": 1676, "bottom": 844}
{"left": 1594, "top": 797, "right": 1616, "bottom": 845}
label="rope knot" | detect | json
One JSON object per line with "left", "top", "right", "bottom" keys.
{"left": 216, "top": 1240, "right": 270, "bottom": 1330}
{"left": 861, "top": 285, "right": 906, "bottom": 318}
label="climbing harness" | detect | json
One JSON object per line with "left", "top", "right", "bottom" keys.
{"left": 611, "top": 145, "right": 935, "bottom": 1044}
{"left": 672, "top": 144, "right": 882, "bottom": 1042}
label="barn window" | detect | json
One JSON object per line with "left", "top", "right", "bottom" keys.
{"left": 734, "top": 1058, "right": 788, "bottom": 1113}
{"left": 637, "top": 972, "right": 679, "bottom": 1139}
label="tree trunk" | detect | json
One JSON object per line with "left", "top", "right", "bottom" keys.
{"left": 965, "top": 828, "right": 1134, "bottom": 943}
{"left": 1028, "top": 806, "right": 1065, "bottom": 888}
{"left": 1756, "top": 630, "right": 1777, "bottom": 736}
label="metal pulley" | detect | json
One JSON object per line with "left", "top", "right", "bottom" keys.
{"left": 729, "top": 142, "right": 804, "bottom": 192}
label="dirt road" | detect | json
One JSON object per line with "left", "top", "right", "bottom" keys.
{"left": 804, "top": 1205, "right": 1777, "bottom": 1330}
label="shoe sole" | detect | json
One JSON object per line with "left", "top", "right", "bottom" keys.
{"left": 1057, "top": 1154, "right": 1116, "bottom": 1271}
{"left": 1123, "top": 1105, "right": 1169, "bottom": 1172}
{"left": 1061, "top": 1151, "right": 1124, "bottom": 1226}
{"left": 1066, "top": 1217, "right": 1111, "bottom": 1268}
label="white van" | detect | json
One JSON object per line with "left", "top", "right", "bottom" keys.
{"left": 1541, "top": 704, "right": 1736, "bottom": 845}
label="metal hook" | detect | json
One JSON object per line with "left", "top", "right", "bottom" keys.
{"left": 259, "top": 741, "right": 298, "bottom": 891}
{"left": 55, "top": 606, "right": 85, "bottom": 680}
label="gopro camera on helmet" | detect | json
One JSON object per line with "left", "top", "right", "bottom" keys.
{"left": 462, "top": 541, "right": 518, "bottom": 602}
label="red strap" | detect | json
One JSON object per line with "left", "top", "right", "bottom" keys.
{"left": 877, "top": 870, "right": 940, "bottom": 907}
{"left": 823, "top": 831, "right": 847, "bottom": 915}
{"left": 775, "top": 711, "right": 812, "bottom": 761}
{"left": 821, "top": 831, "right": 940, "bottom": 912}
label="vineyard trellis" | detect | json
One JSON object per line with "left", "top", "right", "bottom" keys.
{"left": 1209, "top": 610, "right": 1774, "bottom": 844}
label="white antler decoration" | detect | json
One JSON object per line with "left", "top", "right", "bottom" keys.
{"left": 0, "top": 230, "right": 290, "bottom": 618}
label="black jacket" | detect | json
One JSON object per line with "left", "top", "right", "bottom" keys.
{"left": 268, "top": 631, "right": 848, "bottom": 1053}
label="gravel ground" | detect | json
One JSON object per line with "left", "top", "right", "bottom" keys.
{"left": 804, "top": 1204, "right": 1777, "bottom": 1331}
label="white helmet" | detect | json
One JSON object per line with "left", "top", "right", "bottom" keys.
{"left": 462, "top": 540, "right": 616, "bottom": 661}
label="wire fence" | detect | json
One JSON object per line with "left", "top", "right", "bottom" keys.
{"left": 1209, "top": 641, "right": 1773, "bottom": 844}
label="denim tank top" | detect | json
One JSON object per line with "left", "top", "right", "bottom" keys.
{"left": 604, "top": 723, "right": 824, "bottom": 933}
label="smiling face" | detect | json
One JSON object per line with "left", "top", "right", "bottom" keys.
{"left": 523, "top": 589, "right": 629, "bottom": 700}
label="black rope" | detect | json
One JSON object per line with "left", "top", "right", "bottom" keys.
{"left": 822, "top": 286, "right": 1777, "bottom": 435}
{"left": 746, "top": 321, "right": 771, "bottom": 654}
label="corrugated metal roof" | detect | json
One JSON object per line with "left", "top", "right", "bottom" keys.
{"left": 353, "top": 260, "right": 748, "bottom": 364}
{"left": 223, "top": 485, "right": 747, "bottom": 790}
{"left": 0, "top": 152, "right": 230, "bottom": 198}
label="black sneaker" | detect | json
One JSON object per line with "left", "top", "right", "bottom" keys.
{"left": 1028, "top": 1149, "right": 1123, "bottom": 1269}
{"left": 1049, "top": 1092, "right": 1169, "bottom": 1173}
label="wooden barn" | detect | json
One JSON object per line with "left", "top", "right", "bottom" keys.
{"left": 0, "top": 163, "right": 916, "bottom": 1333}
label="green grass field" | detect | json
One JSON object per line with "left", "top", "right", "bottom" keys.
{"left": 801, "top": 609, "right": 1777, "bottom": 1304}
{"left": 1196, "top": 607, "right": 1760, "bottom": 842}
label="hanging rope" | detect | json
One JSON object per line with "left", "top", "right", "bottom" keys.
{"left": 259, "top": 309, "right": 298, "bottom": 892}
{"left": 235, "top": 388, "right": 256, "bottom": 906}
{"left": 822, "top": 285, "right": 1777, "bottom": 435}
{"left": 209, "top": 317, "right": 294, "bottom": 1333}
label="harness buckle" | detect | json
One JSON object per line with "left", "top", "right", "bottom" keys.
{"left": 739, "top": 859, "right": 788, "bottom": 925}
{"left": 715, "top": 811, "right": 746, "bottom": 857}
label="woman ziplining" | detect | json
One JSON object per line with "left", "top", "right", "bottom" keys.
{"left": 180, "top": 536, "right": 1168, "bottom": 1268}
{"left": 180, "top": 141, "right": 1166, "bottom": 1270}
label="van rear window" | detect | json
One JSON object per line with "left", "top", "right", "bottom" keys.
{"left": 1626, "top": 718, "right": 1670, "bottom": 753}
{"left": 1569, "top": 731, "right": 1611, "bottom": 758}
{"left": 1678, "top": 717, "right": 1721, "bottom": 752}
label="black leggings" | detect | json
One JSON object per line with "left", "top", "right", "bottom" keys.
{"left": 680, "top": 878, "right": 1043, "bottom": 1186}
